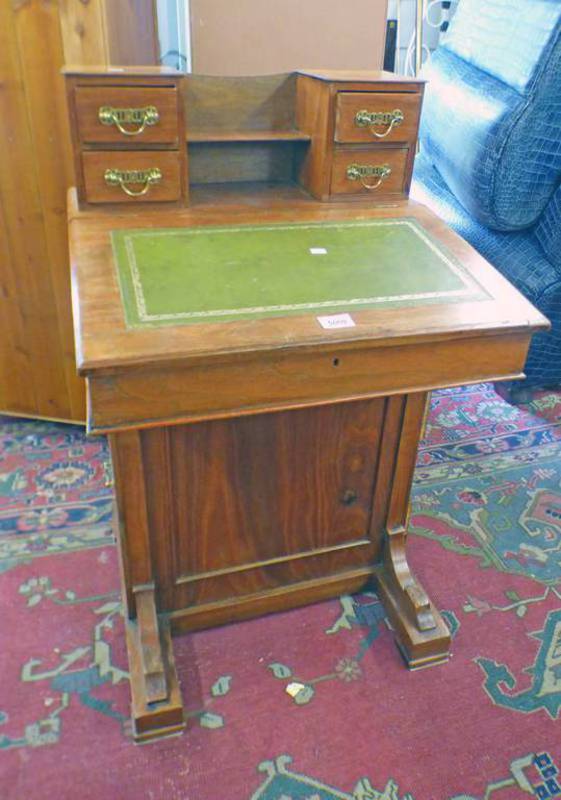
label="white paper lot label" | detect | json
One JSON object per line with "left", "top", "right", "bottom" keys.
{"left": 317, "top": 313, "right": 356, "bottom": 330}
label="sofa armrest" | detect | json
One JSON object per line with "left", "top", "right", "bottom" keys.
{"left": 534, "top": 182, "right": 561, "bottom": 270}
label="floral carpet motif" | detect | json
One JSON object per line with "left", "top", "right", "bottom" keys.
{"left": 0, "top": 418, "right": 113, "bottom": 571}
{"left": 1, "top": 384, "right": 561, "bottom": 800}
{"left": 412, "top": 385, "right": 561, "bottom": 585}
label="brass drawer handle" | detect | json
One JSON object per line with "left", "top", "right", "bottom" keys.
{"left": 98, "top": 105, "right": 160, "bottom": 136}
{"left": 104, "top": 168, "right": 162, "bottom": 197}
{"left": 354, "top": 108, "right": 404, "bottom": 138}
{"left": 346, "top": 163, "right": 392, "bottom": 190}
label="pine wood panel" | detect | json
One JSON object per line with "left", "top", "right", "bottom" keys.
{"left": 0, "top": 0, "right": 85, "bottom": 420}
{"left": 58, "top": 0, "right": 108, "bottom": 65}
{"left": 1, "top": 1, "right": 160, "bottom": 421}
{"left": 59, "top": 0, "right": 158, "bottom": 67}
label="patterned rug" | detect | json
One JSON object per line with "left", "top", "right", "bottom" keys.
{"left": 1, "top": 384, "right": 561, "bottom": 800}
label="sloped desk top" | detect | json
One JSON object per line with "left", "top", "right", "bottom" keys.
{"left": 111, "top": 218, "right": 489, "bottom": 329}
{"left": 69, "top": 188, "right": 547, "bottom": 375}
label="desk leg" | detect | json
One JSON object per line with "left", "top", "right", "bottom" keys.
{"left": 374, "top": 393, "right": 451, "bottom": 669}
{"left": 110, "top": 431, "right": 185, "bottom": 742}
{"left": 125, "top": 589, "right": 185, "bottom": 742}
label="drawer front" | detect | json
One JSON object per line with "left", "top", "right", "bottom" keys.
{"left": 330, "top": 147, "right": 408, "bottom": 196}
{"left": 82, "top": 150, "right": 182, "bottom": 204}
{"left": 335, "top": 92, "right": 421, "bottom": 144}
{"left": 75, "top": 86, "right": 179, "bottom": 145}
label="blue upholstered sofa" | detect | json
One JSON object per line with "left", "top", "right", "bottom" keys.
{"left": 411, "top": 0, "right": 561, "bottom": 394}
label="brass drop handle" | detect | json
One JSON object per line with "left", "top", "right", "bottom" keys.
{"left": 346, "top": 164, "right": 392, "bottom": 190}
{"left": 98, "top": 105, "right": 160, "bottom": 136}
{"left": 354, "top": 108, "right": 404, "bottom": 138}
{"left": 104, "top": 167, "right": 162, "bottom": 197}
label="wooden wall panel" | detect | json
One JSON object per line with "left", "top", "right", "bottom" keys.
{"left": 1, "top": 0, "right": 159, "bottom": 422}
{"left": 58, "top": 0, "right": 108, "bottom": 65}
{"left": 59, "top": 0, "right": 159, "bottom": 67}
{"left": 0, "top": 0, "right": 85, "bottom": 420}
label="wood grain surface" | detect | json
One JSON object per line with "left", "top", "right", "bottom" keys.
{"left": 86, "top": 331, "right": 533, "bottom": 433}
{"left": 66, "top": 70, "right": 188, "bottom": 208}
{"left": 82, "top": 150, "right": 182, "bottom": 203}
{"left": 75, "top": 86, "right": 179, "bottom": 146}
{"left": 335, "top": 91, "right": 422, "bottom": 144}
{"left": 68, "top": 193, "right": 549, "bottom": 374}
{"left": 330, "top": 146, "right": 408, "bottom": 196}
{"left": 141, "top": 401, "right": 385, "bottom": 609}
{"left": 185, "top": 74, "right": 299, "bottom": 133}
{"left": 0, "top": 0, "right": 84, "bottom": 420}
{"left": 65, "top": 67, "right": 550, "bottom": 742}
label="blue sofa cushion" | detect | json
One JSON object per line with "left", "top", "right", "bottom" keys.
{"left": 444, "top": 0, "right": 561, "bottom": 91}
{"left": 534, "top": 182, "right": 561, "bottom": 269}
{"left": 412, "top": 153, "right": 561, "bottom": 385}
{"left": 420, "top": 0, "right": 561, "bottom": 231}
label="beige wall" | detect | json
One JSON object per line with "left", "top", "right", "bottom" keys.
{"left": 190, "top": 0, "right": 388, "bottom": 75}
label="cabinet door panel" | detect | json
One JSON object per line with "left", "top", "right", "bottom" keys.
{"left": 141, "top": 400, "right": 386, "bottom": 608}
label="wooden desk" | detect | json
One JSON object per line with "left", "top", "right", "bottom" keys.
{"left": 68, "top": 185, "right": 548, "bottom": 741}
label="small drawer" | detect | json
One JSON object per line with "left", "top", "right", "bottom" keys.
{"left": 75, "top": 86, "right": 179, "bottom": 145}
{"left": 81, "top": 150, "right": 182, "bottom": 204}
{"left": 330, "top": 147, "right": 408, "bottom": 196}
{"left": 335, "top": 92, "right": 421, "bottom": 144}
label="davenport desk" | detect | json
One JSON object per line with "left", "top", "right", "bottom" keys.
{"left": 65, "top": 68, "right": 548, "bottom": 741}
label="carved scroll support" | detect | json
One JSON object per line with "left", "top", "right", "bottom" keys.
{"left": 375, "top": 527, "right": 451, "bottom": 670}
{"left": 373, "top": 393, "right": 451, "bottom": 669}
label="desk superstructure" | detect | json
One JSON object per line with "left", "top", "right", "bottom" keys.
{"left": 65, "top": 67, "right": 549, "bottom": 742}
{"left": 64, "top": 67, "right": 424, "bottom": 207}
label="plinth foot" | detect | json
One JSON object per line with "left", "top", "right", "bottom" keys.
{"left": 375, "top": 527, "right": 451, "bottom": 669}
{"left": 125, "top": 589, "right": 185, "bottom": 742}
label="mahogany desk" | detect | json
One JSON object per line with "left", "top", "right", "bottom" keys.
{"left": 68, "top": 185, "right": 547, "bottom": 741}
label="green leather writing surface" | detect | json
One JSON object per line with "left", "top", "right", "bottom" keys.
{"left": 111, "top": 219, "right": 488, "bottom": 328}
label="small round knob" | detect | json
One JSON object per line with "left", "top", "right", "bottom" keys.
{"left": 341, "top": 490, "right": 358, "bottom": 506}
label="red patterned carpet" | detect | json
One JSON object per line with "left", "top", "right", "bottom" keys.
{"left": 1, "top": 384, "right": 561, "bottom": 800}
